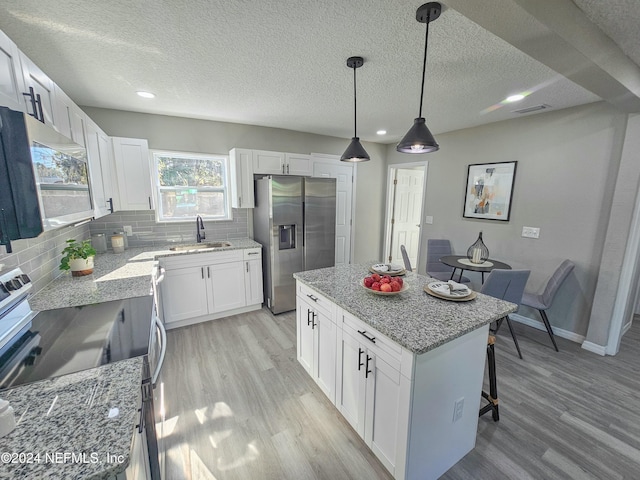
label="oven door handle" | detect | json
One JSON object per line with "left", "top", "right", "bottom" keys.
{"left": 151, "top": 314, "right": 167, "bottom": 387}
{"left": 155, "top": 267, "right": 165, "bottom": 285}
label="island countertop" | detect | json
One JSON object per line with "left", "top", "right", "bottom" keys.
{"left": 294, "top": 264, "right": 517, "bottom": 355}
{"left": 29, "top": 238, "right": 261, "bottom": 311}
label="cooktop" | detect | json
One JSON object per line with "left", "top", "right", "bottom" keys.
{"left": 0, "top": 295, "right": 153, "bottom": 391}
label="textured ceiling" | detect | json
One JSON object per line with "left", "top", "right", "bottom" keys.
{"left": 0, "top": 0, "right": 635, "bottom": 144}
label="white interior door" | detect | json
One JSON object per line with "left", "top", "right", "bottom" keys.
{"left": 389, "top": 168, "right": 424, "bottom": 267}
{"left": 313, "top": 159, "right": 353, "bottom": 265}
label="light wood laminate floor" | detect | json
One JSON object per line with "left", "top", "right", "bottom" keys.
{"left": 158, "top": 308, "right": 640, "bottom": 479}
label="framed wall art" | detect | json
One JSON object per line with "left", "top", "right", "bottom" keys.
{"left": 463, "top": 161, "right": 517, "bottom": 221}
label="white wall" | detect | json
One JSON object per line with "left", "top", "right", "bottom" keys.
{"left": 386, "top": 102, "right": 628, "bottom": 338}
{"left": 83, "top": 107, "right": 387, "bottom": 264}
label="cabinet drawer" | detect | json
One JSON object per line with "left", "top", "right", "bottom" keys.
{"left": 342, "top": 310, "right": 402, "bottom": 368}
{"left": 243, "top": 247, "right": 262, "bottom": 259}
{"left": 297, "top": 282, "right": 334, "bottom": 319}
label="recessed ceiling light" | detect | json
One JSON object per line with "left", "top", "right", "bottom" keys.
{"left": 505, "top": 94, "right": 525, "bottom": 103}
{"left": 376, "top": 130, "right": 387, "bottom": 135}
{"left": 136, "top": 91, "right": 155, "bottom": 98}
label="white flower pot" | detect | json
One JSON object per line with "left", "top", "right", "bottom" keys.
{"left": 69, "top": 256, "right": 94, "bottom": 277}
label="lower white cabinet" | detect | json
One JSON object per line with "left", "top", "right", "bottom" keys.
{"left": 244, "top": 248, "right": 263, "bottom": 305}
{"left": 337, "top": 311, "right": 403, "bottom": 474}
{"left": 296, "top": 288, "right": 336, "bottom": 402}
{"left": 161, "top": 248, "right": 263, "bottom": 329}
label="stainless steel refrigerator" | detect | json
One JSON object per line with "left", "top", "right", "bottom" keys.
{"left": 254, "top": 176, "right": 336, "bottom": 314}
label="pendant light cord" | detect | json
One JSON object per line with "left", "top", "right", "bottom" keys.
{"left": 353, "top": 65, "right": 358, "bottom": 137}
{"left": 418, "top": 10, "right": 431, "bottom": 118}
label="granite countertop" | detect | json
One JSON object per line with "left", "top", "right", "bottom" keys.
{"left": 30, "top": 238, "right": 262, "bottom": 311}
{"left": 0, "top": 358, "right": 143, "bottom": 480}
{"left": 294, "top": 264, "right": 517, "bottom": 355}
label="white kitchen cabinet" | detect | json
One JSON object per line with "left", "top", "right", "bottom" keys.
{"left": 209, "top": 261, "right": 246, "bottom": 313}
{"left": 296, "top": 283, "right": 337, "bottom": 402}
{"left": 160, "top": 248, "right": 263, "bottom": 329}
{"left": 162, "top": 265, "right": 210, "bottom": 323}
{"left": 229, "top": 148, "right": 255, "bottom": 208}
{"left": 252, "top": 150, "right": 284, "bottom": 175}
{"left": 244, "top": 248, "right": 263, "bottom": 305}
{"left": 337, "top": 312, "right": 403, "bottom": 474}
{"left": 85, "top": 118, "right": 118, "bottom": 218}
{"left": 0, "top": 30, "right": 26, "bottom": 111}
{"left": 52, "top": 84, "right": 73, "bottom": 139}
{"left": 112, "top": 136, "right": 153, "bottom": 210}
{"left": 252, "top": 149, "right": 312, "bottom": 176}
{"left": 98, "top": 128, "right": 118, "bottom": 211}
{"left": 19, "top": 51, "right": 56, "bottom": 127}
{"left": 285, "top": 153, "right": 312, "bottom": 175}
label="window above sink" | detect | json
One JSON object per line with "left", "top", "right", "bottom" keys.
{"left": 151, "top": 150, "right": 232, "bottom": 222}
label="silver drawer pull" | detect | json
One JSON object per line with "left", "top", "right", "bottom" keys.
{"left": 306, "top": 294, "right": 318, "bottom": 302}
{"left": 247, "top": 252, "right": 259, "bottom": 255}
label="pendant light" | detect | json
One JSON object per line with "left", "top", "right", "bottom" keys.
{"left": 396, "top": 2, "right": 442, "bottom": 154}
{"left": 341, "top": 56, "right": 370, "bottom": 162}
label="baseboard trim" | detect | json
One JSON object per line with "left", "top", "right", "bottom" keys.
{"left": 581, "top": 341, "right": 607, "bottom": 356}
{"left": 164, "top": 303, "right": 262, "bottom": 330}
{"left": 509, "top": 313, "right": 586, "bottom": 344}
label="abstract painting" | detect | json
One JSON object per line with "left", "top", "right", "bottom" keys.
{"left": 463, "top": 161, "right": 517, "bottom": 221}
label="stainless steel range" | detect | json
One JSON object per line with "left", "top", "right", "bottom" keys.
{"left": 0, "top": 267, "right": 165, "bottom": 479}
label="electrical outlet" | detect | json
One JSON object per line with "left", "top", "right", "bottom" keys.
{"left": 123, "top": 225, "right": 133, "bottom": 236}
{"left": 453, "top": 397, "right": 464, "bottom": 422}
{"left": 521, "top": 226, "right": 540, "bottom": 239}
{"left": 425, "top": 216, "right": 433, "bottom": 225}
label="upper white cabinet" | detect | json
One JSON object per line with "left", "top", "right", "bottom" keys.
{"left": 19, "top": 51, "right": 56, "bottom": 127}
{"left": 285, "top": 153, "right": 312, "bottom": 176}
{"left": 0, "top": 30, "right": 26, "bottom": 111}
{"left": 252, "top": 149, "right": 312, "bottom": 176}
{"left": 229, "top": 148, "right": 255, "bottom": 208}
{"left": 112, "top": 137, "right": 153, "bottom": 210}
{"left": 86, "top": 118, "right": 118, "bottom": 218}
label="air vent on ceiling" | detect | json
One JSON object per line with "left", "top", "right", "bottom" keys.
{"left": 512, "top": 104, "right": 552, "bottom": 114}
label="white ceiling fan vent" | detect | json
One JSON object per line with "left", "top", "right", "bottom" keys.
{"left": 512, "top": 104, "right": 552, "bottom": 114}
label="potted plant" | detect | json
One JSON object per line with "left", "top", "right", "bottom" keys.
{"left": 60, "top": 239, "right": 97, "bottom": 277}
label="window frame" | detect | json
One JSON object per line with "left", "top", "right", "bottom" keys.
{"left": 150, "top": 149, "right": 233, "bottom": 223}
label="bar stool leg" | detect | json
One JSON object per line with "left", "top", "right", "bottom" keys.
{"left": 480, "top": 335, "right": 499, "bottom": 421}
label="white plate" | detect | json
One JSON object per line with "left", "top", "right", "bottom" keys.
{"left": 426, "top": 282, "right": 471, "bottom": 298}
{"left": 371, "top": 263, "right": 388, "bottom": 272}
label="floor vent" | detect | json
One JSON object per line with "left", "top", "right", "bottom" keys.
{"left": 512, "top": 104, "right": 552, "bottom": 114}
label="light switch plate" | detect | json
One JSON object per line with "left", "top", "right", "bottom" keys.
{"left": 522, "top": 226, "right": 540, "bottom": 239}
{"left": 123, "top": 225, "right": 133, "bottom": 236}
{"left": 425, "top": 216, "right": 433, "bottom": 225}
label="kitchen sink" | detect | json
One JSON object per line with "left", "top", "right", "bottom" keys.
{"left": 169, "top": 241, "right": 232, "bottom": 251}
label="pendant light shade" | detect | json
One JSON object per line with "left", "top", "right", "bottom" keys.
{"left": 341, "top": 56, "right": 370, "bottom": 162}
{"left": 397, "top": 2, "right": 442, "bottom": 154}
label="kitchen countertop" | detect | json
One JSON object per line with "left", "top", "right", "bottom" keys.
{"left": 0, "top": 357, "right": 143, "bottom": 480}
{"left": 1, "top": 237, "right": 262, "bottom": 479}
{"left": 30, "top": 238, "right": 262, "bottom": 312}
{"left": 294, "top": 264, "right": 517, "bottom": 355}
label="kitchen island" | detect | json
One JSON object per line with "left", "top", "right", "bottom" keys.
{"left": 294, "top": 264, "right": 517, "bottom": 480}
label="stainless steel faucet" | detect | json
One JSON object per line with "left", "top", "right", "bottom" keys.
{"left": 196, "top": 215, "right": 205, "bottom": 243}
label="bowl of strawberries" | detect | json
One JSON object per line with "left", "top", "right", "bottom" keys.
{"left": 362, "top": 273, "right": 408, "bottom": 295}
